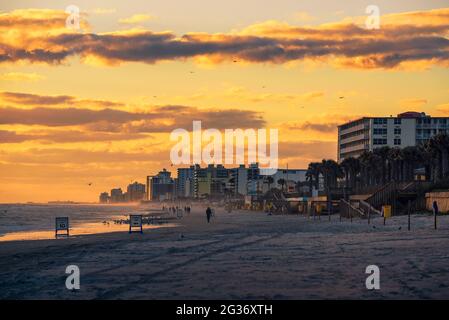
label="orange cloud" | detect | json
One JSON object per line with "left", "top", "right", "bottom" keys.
{"left": 0, "top": 91, "right": 123, "bottom": 108}
{"left": 1, "top": 8, "right": 448, "bottom": 69}
{"left": 399, "top": 98, "right": 428, "bottom": 109}
{"left": 0, "top": 72, "right": 45, "bottom": 82}
{"left": 118, "top": 14, "right": 155, "bottom": 24}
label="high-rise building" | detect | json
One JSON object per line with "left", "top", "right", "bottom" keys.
{"left": 127, "top": 182, "right": 146, "bottom": 202}
{"left": 192, "top": 164, "right": 230, "bottom": 198}
{"left": 177, "top": 166, "right": 194, "bottom": 198}
{"left": 99, "top": 192, "right": 109, "bottom": 204}
{"left": 173, "top": 164, "right": 309, "bottom": 198}
{"left": 147, "top": 169, "right": 174, "bottom": 201}
{"left": 338, "top": 112, "right": 449, "bottom": 161}
{"left": 110, "top": 188, "right": 124, "bottom": 203}
{"left": 229, "top": 164, "right": 248, "bottom": 196}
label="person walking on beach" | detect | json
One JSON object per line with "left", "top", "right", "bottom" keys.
{"left": 206, "top": 207, "right": 212, "bottom": 223}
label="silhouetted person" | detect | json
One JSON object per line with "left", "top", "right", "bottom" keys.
{"left": 433, "top": 201, "right": 439, "bottom": 215}
{"left": 206, "top": 207, "right": 212, "bottom": 223}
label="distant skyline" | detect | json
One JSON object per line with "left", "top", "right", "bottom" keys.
{"left": 0, "top": 1, "right": 448, "bottom": 202}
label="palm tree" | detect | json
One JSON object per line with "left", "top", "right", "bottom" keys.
{"left": 388, "top": 147, "right": 404, "bottom": 181}
{"left": 319, "top": 159, "right": 343, "bottom": 211}
{"left": 373, "top": 146, "right": 390, "bottom": 185}
{"left": 418, "top": 142, "right": 436, "bottom": 182}
{"left": 340, "top": 156, "right": 360, "bottom": 195}
{"left": 432, "top": 133, "right": 449, "bottom": 180}
{"left": 359, "top": 151, "right": 373, "bottom": 187}
{"left": 401, "top": 146, "right": 420, "bottom": 181}
{"left": 306, "top": 162, "right": 321, "bottom": 194}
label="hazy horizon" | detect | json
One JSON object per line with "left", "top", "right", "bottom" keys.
{"left": 1, "top": 0, "right": 448, "bottom": 202}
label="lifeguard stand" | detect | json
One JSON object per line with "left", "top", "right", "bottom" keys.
{"left": 129, "top": 214, "right": 143, "bottom": 234}
{"left": 55, "top": 217, "right": 69, "bottom": 238}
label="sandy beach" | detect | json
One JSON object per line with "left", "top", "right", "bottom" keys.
{"left": 0, "top": 206, "right": 448, "bottom": 299}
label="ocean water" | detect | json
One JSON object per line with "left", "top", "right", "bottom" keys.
{"left": 0, "top": 203, "right": 171, "bottom": 241}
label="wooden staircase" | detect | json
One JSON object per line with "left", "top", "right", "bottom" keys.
{"left": 364, "top": 181, "right": 431, "bottom": 215}
{"left": 264, "top": 188, "right": 290, "bottom": 213}
{"left": 339, "top": 199, "right": 365, "bottom": 219}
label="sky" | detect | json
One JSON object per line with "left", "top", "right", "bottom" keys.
{"left": 0, "top": 0, "right": 448, "bottom": 202}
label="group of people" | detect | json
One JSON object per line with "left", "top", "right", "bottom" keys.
{"left": 163, "top": 205, "right": 191, "bottom": 214}
{"left": 163, "top": 204, "right": 216, "bottom": 224}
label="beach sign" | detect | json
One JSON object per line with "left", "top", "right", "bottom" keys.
{"left": 55, "top": 217, "right": 69, "bottom": 238}
{"left": 129, "top": 214, "right": 143, "bottom": 234}
{"left": 382, "top": 205, "right": 392, "bottom": 225}
{"left": 382, "top": 205, "right": 392, "bottom": 218}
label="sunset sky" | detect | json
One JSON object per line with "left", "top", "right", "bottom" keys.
{"left": 1, "top": 0, "right": 448, "bottom": 202}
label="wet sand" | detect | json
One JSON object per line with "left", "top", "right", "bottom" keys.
{"left": 0, "top": 206, "right": 448, "bottom": 299}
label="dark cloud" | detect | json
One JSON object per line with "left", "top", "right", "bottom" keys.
{"left": 0, "top": 130, "right": 33, "bottom": 143}
{"left": 0, "top": 129, "right": 150, "bottom": 144}
{"left": 1, "top": 8, "right": 448, "bottom": 69}
{"left": 1, "top": 91, "right": 74, "bottom": 105}
{"left": 0, "top": 91, "right": 123, "bottom": 107}
{"left": 0, "top": 106, "right": 147, "bottom": 126}
{"left": 0, "top": 148, "right": 168, "bottom": 164}
{"left": 291, "top": 122, "right": 339, "bottom": 133}
{"left": 0, "top": 105, "right": 266, "bottom": 131}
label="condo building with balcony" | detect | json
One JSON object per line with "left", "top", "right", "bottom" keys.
{"left": 338, "top": 112, "right": 449, "bottom": 161}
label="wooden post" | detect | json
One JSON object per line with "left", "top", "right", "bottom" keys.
{"left": 407, "top": 200, "right": 411, "bottom": 231}
{"left": 434, "top": 208, "right": 437, "bottom": 230}
{"left": 368, "top": 205, "right": 371, "bottom": 225}
{"left": 313, "top": 203, "right": 315, "bottom": 220}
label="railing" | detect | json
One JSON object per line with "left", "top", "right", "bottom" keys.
{"left": 359, "top": 199, "right": 382, "bottom": 216}
{"left": 340, "top": 199, "right": 365, "bottom": 219}
{"left": 364, "top": 180, "right": 431, "bottom": 214}
{"left": 401, "top": 181, "right": 432, "bottom": 193}
{"left": 365, "top": 181, "right": 396, "bottom": 210}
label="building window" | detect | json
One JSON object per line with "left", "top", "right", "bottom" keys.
{"left": 394, "top": 118, "right": 402, "bottom": 125}
{"left": 394, "top": 128, "right": 401, "bottom": 135}
{"left": 373, "top": 138, "right": 387, "bottom": 145}
{"left": 394, "top": 138, "right": 401, "bottom": 145}
{"left": 373, "top": 128, "right": 387, "bottom": 135}
{"left": 373, "top": 118, "right": 387, "bottom": 125}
